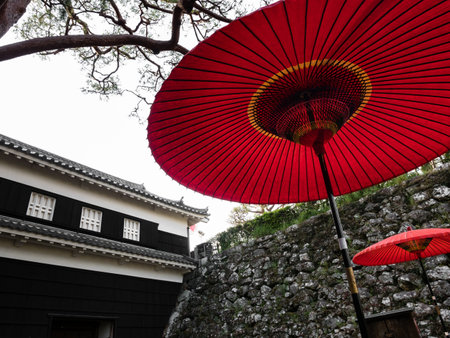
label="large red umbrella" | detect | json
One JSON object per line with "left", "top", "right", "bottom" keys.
{"left": 353, "top": 227, "right": 450, "bottom": 335}
{"left": 148, "top": 1, "right": 450, "bottom": 336}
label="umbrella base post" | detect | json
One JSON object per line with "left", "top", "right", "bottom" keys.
{"left": 418, "top": 257, "right": 448, "bottom": 335}
{"left": 318, "top": 153, "right": 368, "bottom": 338}
{"left": 338, "top": 229, "right": 368, "bottom": 338}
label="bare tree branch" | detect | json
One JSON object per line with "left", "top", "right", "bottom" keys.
{"left": 0, "top": 33, "right": 188, "bottom": 61}
{"left": 100, "top": 0, "right": 134, "bottom": 34}
{"left": 0, "top": 3, "right": 190, "bottom": 62}
{"left": 141, "top": 0, "right": 173, "bottom": 15}
{"left": 193, "top": 2, "right": 232, "bottom": 23}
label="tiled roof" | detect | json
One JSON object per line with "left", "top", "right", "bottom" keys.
{"left": 0, "top": 133, "right": 209, "bottom": 218}
{"left": 0, "top": 214, "right": 197, "bottom": 269}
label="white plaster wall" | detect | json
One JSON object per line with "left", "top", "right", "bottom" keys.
{"left": 0, "top": 237, "right": 185, "bottom": 282}
{"left": 0, "top": 152, "right": 188, "bottom": 237}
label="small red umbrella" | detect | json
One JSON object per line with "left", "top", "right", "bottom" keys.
{"left": 353, "top": 227, "right": 450, "bottom": 335}
{"left": 148, "top": 1, "right": 450, "bottom": 336}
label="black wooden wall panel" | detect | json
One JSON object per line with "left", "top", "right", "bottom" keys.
{"left": 0, "top": 258, "right": 182, "bottom": 338}
{"left": 0, "top": 178, "right": 188, "bottom": 255}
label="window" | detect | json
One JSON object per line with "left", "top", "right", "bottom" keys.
{"left": 26, "top": 192, "right": 56, "bottom": 221}
{"left": 123, "top": 218, "right": 140, "bottom": 241}
{"left": 80, "top": 207, "right": 102, "bottom": 232}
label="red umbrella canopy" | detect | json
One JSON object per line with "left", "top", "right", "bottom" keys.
{"left": 353, "top": 228, "right": 450, "bottom": 266}
{"left": 148, "top": 0, "right": 450, "bottom": 204}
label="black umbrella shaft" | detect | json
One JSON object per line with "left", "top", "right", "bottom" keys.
{"left": 318, "top": 153, "right": 368, "bottom": 338}
{"left": 418, "top": 257, "right": 448, "bottom": 335}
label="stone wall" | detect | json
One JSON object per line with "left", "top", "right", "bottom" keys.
{"left": 166, "top": 168, "right": 450, "bottom": 337}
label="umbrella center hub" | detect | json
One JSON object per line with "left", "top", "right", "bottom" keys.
{"left": 275, "top": 98, "right": 349, "bottom": 150}
{"left": 248, "top": 59, "right": 371, "bottom": 151}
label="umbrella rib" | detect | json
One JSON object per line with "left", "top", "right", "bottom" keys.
{"left": 329, "top": 133, "right": 365, "bottom": 191}
{"left": 282, "top": 1, "right": 301, "bottom": 80}
{"left": 258, "top": 137, "right": 287, "bottom": 203}
{"left": 267, "top": 137, "right": 290, "bottom": 204}
{"left": 310, "top": 0, "right": 347, "bottom": 80}
{"left": 377, "top": 88, "right": 448, "bottom": 99}
{"left": 231, "top": 132, "right": 278, "bottom": 203}
{"left": 361, "top": 39, "right": 450, "bottom": 76}
{"left": 260, "top": 9, "right": 296, "bottom": 75}
{"left": 151, "top": 98, "right": 250, "bottom": 132}
{"left": 239, "top": 17, "right": 298, "bottom": 88}
{"left": 157, "top": 84, "right": 257, "bottom": 94}
{"left": 369, "top": 248, "right": 380, "bottom": 266}
{"left": 362, "top": 106, "right": 449, "bottom": 147}
{"left": 272, "top": 139, "right": 292, "bottom": 203}
{"left": 155, "top": 90, "right": 254, "bottom": 105}
{"left": 369, "top": 70, "right": 450, "bottom": 83}
{"left": 326, "top": 0, "right": 387, "bottom": 65}
{"left": 379, "top": 246, "right": 401, "bottom": 266}
{"left": 338, "top": 0, "right": 415, "bottom": 64}
{"left": 355, "top": 114, "right": 430, "bottom": 163}
{"left": 217, "top": 29, "right": 290, "bottom": 79}
{"left": 192, "top": 122, "right": 263, "bottom": 200}
{"left": 342, "top": 1, "right": 447, "bottom": 68}
{"left": 156, "top": 109, "right": 251, "bottom": 161}
{"left": 303, "top": 0, "right": 309, "bottom": 84}
{"left": 385, "top": 246, "right": 402, "bottom": 266}
{"left": 178, "top": 122, "right": 262, "bottom": 198}
{"left": 237, "top": 20, "right": 298, "bottom": 87}
{"left": 310, "top": 147, "right": 323, "bottom": 200}
{"left": 427, "top": 238, "right": 450, "bottom": 258}
{"left": 304, "top": 145, "right": 310, "bottom": 201}
{"left": 153, "top": 93, "right": 251, "bottom": 117}
{"left": 312, "top": 0, "right": 368, "bottom": 80}
{"left": 211, "top": 132, "right": 274, "bottom": 202}
{"left": 349, "top": 119, "right": 411, "bottom": 171}
{"left": 161, "top": 77, "right": 261, "bottom": 87}
{"left": 202, "top": 40, "right": 285, "bottom": 77}
{"left": 370, "top": 93, "right": 450, "bottom": 108}
{"left": 186, "top": 53, "right": 280, "bottom": 80}
{"left": 375, "top": 84, "right": 450, "bottom": 92}
{"left": 336, "top": 129, "right": 382, "bottom": 185}
{"left": 176, "top": 65, "right": 266, "bottom": 83}
{"left": 369, "top": 96, "right": 450, "bottom": 118}
{"left": 286, "top": 141, "right": 296, "bottom": 202}
{"left": 353, "top": 13, "right": 449, "bottom": 69}
{"left": 354, "top": 25, "right": 449, "bottom": 70}
{"left": 343, "top": 123, "right": 396, "bottom": 177}
{"left": 245, "top": 137, "right": 283, "bottom": 204}
{"left": 363, "top": 107, "right": 448, "bottom": 147}
{"left": 305, "top": 0, "right": 328, "bottom": 82}
{"left": 152, "top": 104, "right": 251, "bottom": 155}
{"left": 236, "top": 135, "right": 280, "bottom": 203}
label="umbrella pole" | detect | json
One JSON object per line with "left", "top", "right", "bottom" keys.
{"left": 318, "top": 153, "right": 368, "bottom": 338}
{"left": 418, "top": 256, "right": 448, "bottom": 336}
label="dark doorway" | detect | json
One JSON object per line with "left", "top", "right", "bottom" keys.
{"left": 49, "top": 316, "right": 114, "bottom": 338}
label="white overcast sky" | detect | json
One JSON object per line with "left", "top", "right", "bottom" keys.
{"left": 0, "top": 29, "right": 238, "bottom": 249}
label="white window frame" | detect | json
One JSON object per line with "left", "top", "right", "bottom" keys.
{"left": 80, "top": 207, "right": 102, "bottom": 232}
{"left": 123, "top": 218, "right": 140, "bottom": 241}
{"left": 26, "top": 192, "right": 56, "bottom": 221}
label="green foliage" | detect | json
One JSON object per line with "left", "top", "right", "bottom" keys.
{"left": 215, "top": 203, "right": 327, "bottom": 251}
{"left": 213, "top": 164, "right": 437, "bottom": 252}
{"left": 335, "top": 171, "right": 418, "bottom": 207}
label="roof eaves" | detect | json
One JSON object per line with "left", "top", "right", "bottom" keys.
{"left": 0, "top": 134, "right": 209, "bottom": 218}
{"left": 0, "top": 215, "right": 197, "bottom": 269}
